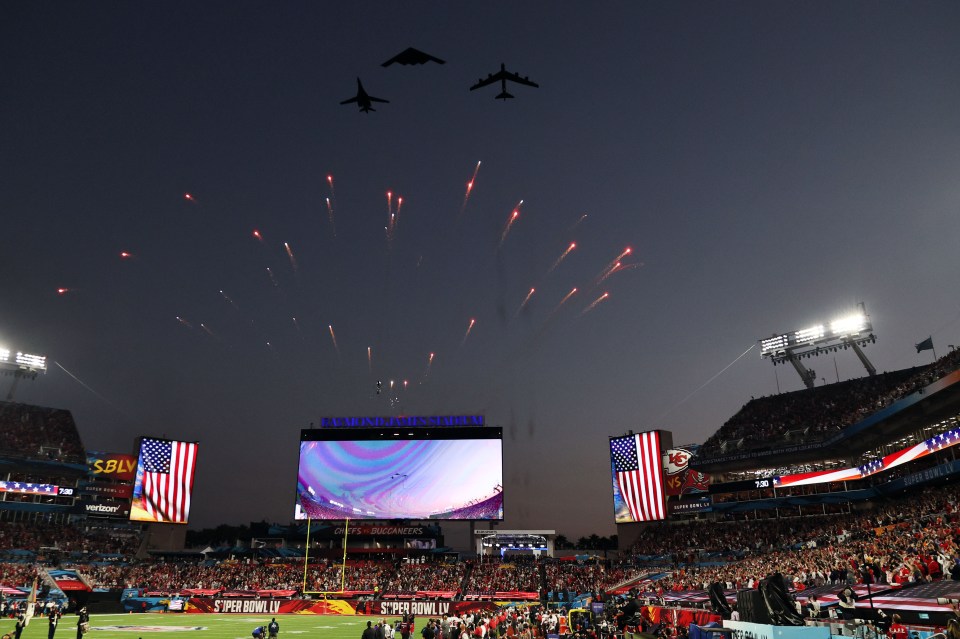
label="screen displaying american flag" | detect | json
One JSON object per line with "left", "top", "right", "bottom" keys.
{"left": 610, "top": 431, "right": 666, "bottom": 523}
{"left": 130, "top": 438, "right": 198, "bottom": 524}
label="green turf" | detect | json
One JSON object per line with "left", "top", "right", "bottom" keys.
{"left": 4, "top": 613, "right": 380, "bottom": 639}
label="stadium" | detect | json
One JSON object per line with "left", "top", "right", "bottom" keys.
{"left": 4, "top": 307, "right": 960, "bottom": 639}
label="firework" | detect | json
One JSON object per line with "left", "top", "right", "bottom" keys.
{"left": 252, "top": 229, "right": 264, "bottom": 242}
{"left": 461, "top": 318, "right": 477, "bottom": 346}
{"left": 581, "top": 292, "right": 610, "bottom": 316}
{"left": 175, "top": 316, "right": 194, "bottom": 329}
{"left": 326, "top": 174, "right": 337, "bottom": 211}
{"left": 56, "top": 287, "right": 70, "bottom": 295}
{"left": 403, "top": 379, "right": 409, "bottom": 391}
{"left": 328, "top": 325, "right": 340, "bottom": 358}
{"left": 325, "top": 197, "right": 336, "bottom": 237}
{"left": 119, "top": 251, "right": 133, "bottom": 259}
{"left": 266, "top": 267, "right": 279, "bottom": 287}
{"left": 547, "top": 287, "right": 578, "bottom": 319}
{"left": 284, "top": 242, "right": 298, "bottom": 274}
{"left": 199, "top": 323, "right": 217, "bottom": 339}
{"left": 569, "top": 214, "right": 588, "bottom": 231}
{"left": 498, "top": 201, "right": 523, "bottom": 248}
{"left": 460, "top": 160, "right": 482, "bottom": 216}
{"left": 548, "top": 242, "right": 577, "bottom": 274}
{"left": 597, "top": 261, "right": 641, "bottom": 286}
{"left": 184, "top": 193, "right": 195, "bottom": 202}
{"left": 594, "top": 247, "right": 632, "bottom": 282}
{"left": 292, "top": 317, "right": 304, "bottom": 340}
{"left": 424, "top": 352, "right": 435, "bottom": 377}
{"left": 396, "top": 196, "right": 404, "bottom": 217}
{"left": 367, "top": 346, "right": 372, "bottom": 374}
{"left": 219, "top": 290, "right": 240, "bottom": 310}
{"left": 515, "top": 287, "right": 536, "bottom": 318}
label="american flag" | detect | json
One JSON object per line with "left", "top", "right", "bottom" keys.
{"left": 138, "top": 438, "right": 198, "bottom": 523}
{"left": 611, "top": 432, "right": 666, "bottom": 522}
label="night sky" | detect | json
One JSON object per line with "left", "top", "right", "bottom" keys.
{"left": 3, "top": 2, "right": 960, "bottom": 539}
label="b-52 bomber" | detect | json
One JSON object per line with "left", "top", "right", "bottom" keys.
{"left": 469, "top": 63, "right": 539, "bottom": 100}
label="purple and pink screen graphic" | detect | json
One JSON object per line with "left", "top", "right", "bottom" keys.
{"left": 295, "top": 438, "right": 503, "bottom": 520}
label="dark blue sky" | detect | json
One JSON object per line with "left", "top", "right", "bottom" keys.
{"left": 2, "top": 2, "right": 959, "bottom": 538}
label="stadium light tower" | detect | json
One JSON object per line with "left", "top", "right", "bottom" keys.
{"left": 759, "top": 302, "right": 876, "bottom": 389}
{"left": 0, "top": 346, "right": 47, "bottom": 401}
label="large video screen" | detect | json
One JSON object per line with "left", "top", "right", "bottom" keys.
{"left": 129, "top": 437, "right": 198, "bottom": 524}
{"left": 295, "top": 426, "right": 503, "bottom": 520}
{"left": 610, "top": 431, "right": 666, "bottom": 523}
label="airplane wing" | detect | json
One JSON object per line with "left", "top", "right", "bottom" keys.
{"left": 368, "top": 96, "right": 390, "bottom": 103}
{"left": 469, "top": 73, "right": 502, "bottom": 91}
{"left": 382, "top": 47, "right": 446, "bottom": 67}
{"left": 339, "top": 96, "right": 359, "bottom": 105}
{"left": 502, "top": 71, "right": 539, "bottom": 88}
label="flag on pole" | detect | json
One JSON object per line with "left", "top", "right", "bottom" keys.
{"left": 916, "top": 336, "right": 934, "bottom": 353}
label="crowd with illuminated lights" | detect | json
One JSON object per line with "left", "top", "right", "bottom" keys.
{"left": 701, "top": 348, "right": 960, "bottom": 456}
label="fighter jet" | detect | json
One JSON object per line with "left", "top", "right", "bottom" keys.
{"left": 381, "top": 47, "right": 446, "bottom": 67}
{"left": 340, "top": 78, "right": 389, "bottom": 113}
{"left": 469, "top": 63, "right": 539, "bottom": 100}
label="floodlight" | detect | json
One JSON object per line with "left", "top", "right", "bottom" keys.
{"left": 794, "top": 325, "right": 825, "bottom": 344}
{"left": 830, "top": 312, "right": 869, "bottom": 336}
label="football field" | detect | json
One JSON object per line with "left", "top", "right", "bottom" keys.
{"left": 8, "top": 614, "right": 373, "bottom": 639}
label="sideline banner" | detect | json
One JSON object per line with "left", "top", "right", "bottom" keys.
{"left": 175, "top": 598, "right": 498, "bottom": 616}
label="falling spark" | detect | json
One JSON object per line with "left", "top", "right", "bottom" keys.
{"left": 184, "top": 193, "right": 195, "bottom": 202}
{"left": 598, "top": 261, "right": 641, "bottom": 286}
{"left": 386, "top": 191, "right": 396, "bottom": 243}
{"left": 175, "top": 316, "right": 193, "bottom": 329}
{"left": 499, "top": 202, "right": 523, "bottom": 247}
{"left": 328, "top": 325, "right": 340, "bottom": 358}
{"left": 199, "top": 323, "right": 217, "bottom": 339}
{"left": 548, "top": 288, "right": 578, "bottom": 319}
{"left": 389, "top": 380, "right": 395, "bottom": 391}
{"left": 324, "top": 197, "right": 336, "bottom": 237}
{"left": 266, "top": 267, "right": 279, "bottom": 287}
{"left": 548, "top": 242, "right": 577, "bottom": 274}
{"left": 403, "top": 380, "right": 409, "bottom": 391}
{"left": 266, "top": 341, "right": 276, "bottom": 353}
{"left": 284, "top": 242, "right": 298, "bottom": 274}
{"left": 367, "top": 346, "right": 372, "bottom": 374}
{"left": 460, "top": 160, "right": 482, "bottom": 216}
{"left": 219, "top": 290, "right": 239, "bottom": 310}
{"left": 252, "top": 229, "right": 264, "bottom": 242}
{"left": 119, "top": 251, "right": 133, "bottom": 259}
{"left": 424, "top": 352, "right": 435, "bottom": 378}
{"left": 581, "top": 292, "right": 610, "bottom": 316}
{"left": 292, "top": 317, "right": 304, "bottom": 340}
{"left": 569, "top": 214, "right": 588, "bottom": 231}
{"left": 57, "top": 287, "right": 70, "bottom": 295}
{"left": 595, "top": 247, "right": 632, "bottom": 281}
{"left": 461, "top": 318, "right": 477, "bottom": 346}
{"left": 396, "top": 196, "right": 404, "bottom": 217}
{"left": 326, "top": 174, "right": 337, "bottom": 210}
{"left": 515, "top": 287, "right": 536, "bottom": 318}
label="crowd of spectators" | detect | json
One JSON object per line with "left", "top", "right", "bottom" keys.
{"left": 0, "top": 401, "right": 86, "bottom": 463}
{"left": 0, "top": 562, "right": 38, "bottom": 588}
{"left": 0, "top": 520, "right": 140, "bottom": 556}
{"left": 464, "top": 557, "right": 541, "bottom": 594}
{"left": 701, "top": 348, "right": 960, "bottom": 456}
{"left": 3, "top": 482, "right": 960, "bottom": 606}
{"left": 643, "top": 483, "right": 960, "bottom": 595}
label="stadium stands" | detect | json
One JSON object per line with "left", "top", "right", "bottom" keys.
{"left": 0, "top": 401, "right": 86, "bottom": 464}
{"left": 700, "top": 349, "right": 960, "bottom": 457}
